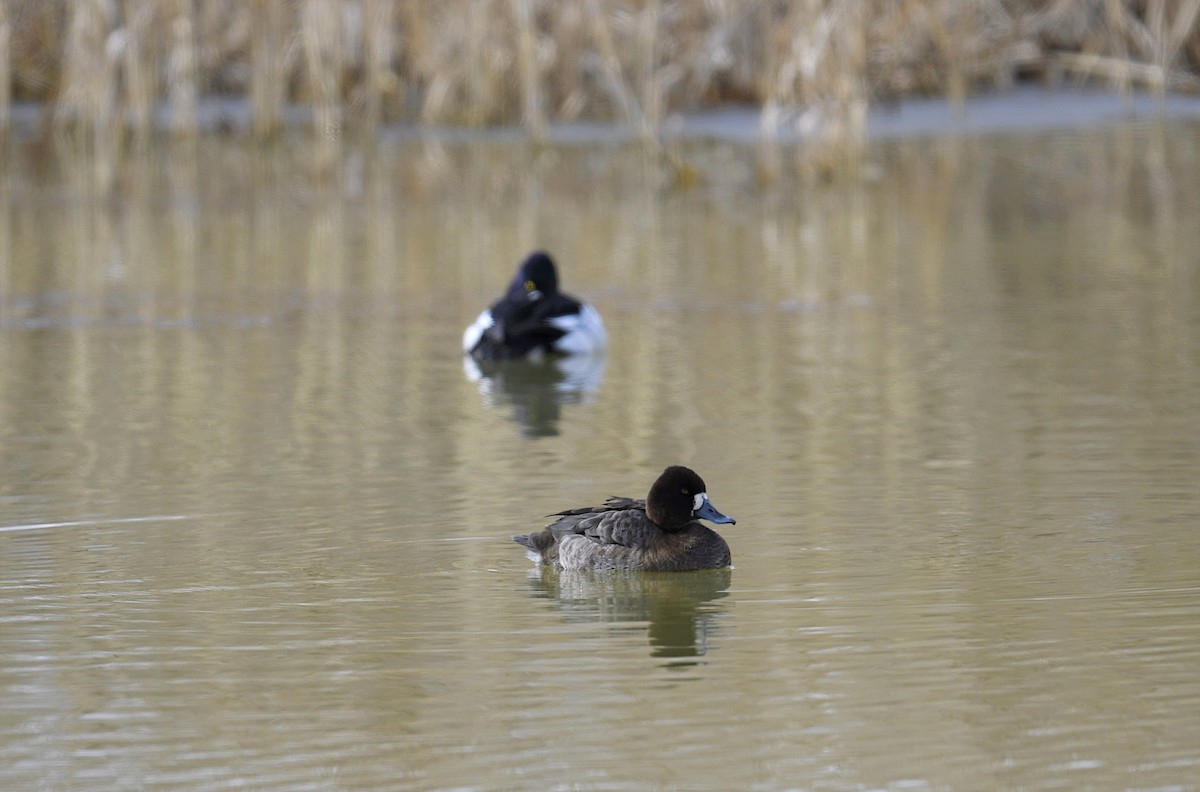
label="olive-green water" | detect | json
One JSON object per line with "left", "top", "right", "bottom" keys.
{"left": 2, "top": 123, "right": 1199, "bottom": 790}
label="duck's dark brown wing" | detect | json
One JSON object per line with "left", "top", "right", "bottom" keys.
{"left": 546, "top": 497, "right": 655, "bottom": 550}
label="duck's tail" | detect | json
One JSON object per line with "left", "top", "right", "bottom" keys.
{"left": 512, "top": 529, "right": 557, "bottom": 564}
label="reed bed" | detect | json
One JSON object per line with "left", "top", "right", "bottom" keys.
{"left": 3, "top": 0, "right": 1200, "bottom": 142}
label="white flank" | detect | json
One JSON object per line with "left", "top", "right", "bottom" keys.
{"left": 549, "top": 304, "right": 607, "bottom": 355}
{"left": 462, "top": 310, "right": 494, "bottom": 353}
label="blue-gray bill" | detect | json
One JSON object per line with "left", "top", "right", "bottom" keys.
{"left": 697, "top": 499, "right": 736, "bottom": 525}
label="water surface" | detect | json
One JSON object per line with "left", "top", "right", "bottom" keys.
{"left": 1, "top": 123, "right": 1199, "bottom": 790}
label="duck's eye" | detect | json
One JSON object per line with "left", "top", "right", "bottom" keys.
{"left": 524, "top": 280, "right": 536, "bottom": 292}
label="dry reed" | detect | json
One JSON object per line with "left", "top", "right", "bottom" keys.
{"left": 0, "top": 2, "right": 10, "bottom": 135}
{"left": 3, "top": 0, "right": 1200, "bottom": 150}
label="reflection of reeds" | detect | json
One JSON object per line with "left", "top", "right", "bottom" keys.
{"left": 6, "top": 122, "right": 1198, "bottom": 494}
{"left": 6, "top": 1, "right": 1200, "bottom": 148}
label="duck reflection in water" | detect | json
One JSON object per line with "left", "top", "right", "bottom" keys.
{"left": 525, "top": 567, "right": 732, "bottom": 665}
{"left": 463, "top": 354, "right": 606, "bottom": 437}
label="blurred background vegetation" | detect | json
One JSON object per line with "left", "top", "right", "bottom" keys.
{"left": 2, "top": 0, "right": 1199, "bottom": 144}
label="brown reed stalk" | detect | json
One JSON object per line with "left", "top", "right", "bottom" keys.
{"left": 8, "top": 0, "right": 1200, "bottom": 148}
{"left": 585, "top": 0, "right": 649, "bottom": 135}
{"left": 465, "top": 0, "right": 489, "bottom": 125}
{"left": 838, "top": 0, "right": 867, "bottom": 143}
{"left": 167, "top": 0, "right": 196, "bottom": 136}
{"left": 637, "top": 0, "right": 661, "bottom": 129}
{"left": 924, "top": 1, "right": 966, "bottom": 107}
{"left": 301, "top": 0, "right": 343, "bottom": 118}
{"left": 512, "top": 0, "right": 545, "bottom": 139}
{"left": 55, "top": 0, "right": 121, "bottom": 190}
{"left": 362, "top": 0, "right": 395, "bottom": 128}
{"left": 1148, "top": 0, "right": 1167, "bottom": 74}
{"left": 1054, "top": 51, "right": 1200, "bottom": 92}
{"left": 1155, "top": 0, "right": 1200, "bottom": 92}
{"left": 470, "top": 0, "right": 489, "bottom": 124}
{"left": 0, "top": 2, "right": 10, "bottom": 134}
{"left": 1165, "top": 0, "right": 1200, "bottom": 65}
{"left": 57, "top": 0, "right": 114, "bottom": 128}
{"left": 760, "top": 1, "right": 826, "bottom": 136}
{"left": 1043, "top": 0, "right": 1200, "bottom": 94}
{"left": 397, "top": 0, "right": 431, "bottom": 121}
{"left": 1106, "top": 0, "right": 1135, "bottom": 96}
{"left": 250, "top": 0, "right": 288, "bottom": 139}
{"left": 120, "top": 0, "right": 155, "bottom": 135}
{"left": 415, "top": 2, "right": 454, "bottom": 123}
{"left": 301, "top": 0, "right": 343, "bottom": 173}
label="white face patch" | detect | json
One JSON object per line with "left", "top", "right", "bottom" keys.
{"left": 692, "top": 492, "right": 708, "bottom": 513}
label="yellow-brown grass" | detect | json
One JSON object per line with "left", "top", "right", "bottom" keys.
{"left": 3, "top": 0, "right": 1199, "bottom": 143}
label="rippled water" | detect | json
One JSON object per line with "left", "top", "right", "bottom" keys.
{"left": 2, "top": 122, "right": 1199, "bottom": 790}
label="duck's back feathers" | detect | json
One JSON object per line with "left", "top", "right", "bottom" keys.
{"left": 550, "top": 496, "right": 645, "bottom": 522}
{"left": 514, "top": 497, "right": 643, "bottom": 566}
{"left": 549, "top": 497, "right": 655, "bottom": 549}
